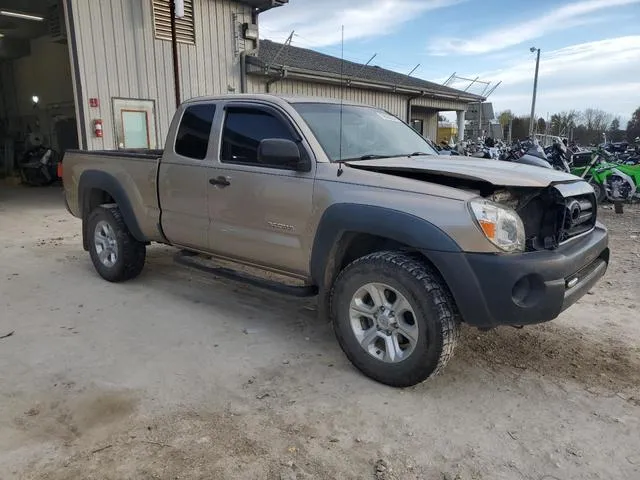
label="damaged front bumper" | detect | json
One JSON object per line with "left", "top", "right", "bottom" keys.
{"left": 426, "top": 223, "right": 609, "bottom": 328}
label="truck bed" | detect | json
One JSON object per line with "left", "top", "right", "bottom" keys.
{"left": 62, "top": 149, "right": 164, "bottom": 243}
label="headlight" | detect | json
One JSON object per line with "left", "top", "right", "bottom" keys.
{"left": 469, "top": 198, "right": 525, "bottom": 252}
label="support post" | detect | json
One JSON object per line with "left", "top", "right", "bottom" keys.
{"left": 456, "top": 110, "right": 465, "bottom": 143}
{"left": 529, "top": 48, "right": 540, "bottom": 137}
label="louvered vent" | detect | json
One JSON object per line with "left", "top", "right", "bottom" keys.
{"left": 47, "top": 0, "right": 67, "bottom": 42}
{"left": 152, "top": 0, "right": 195, "bottom": 45}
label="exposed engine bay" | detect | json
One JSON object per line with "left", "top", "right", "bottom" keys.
{"left": 354, "top": 167, "right": 597, "bottom": 252}
{"left": 487, "top": 186, "right": 596, "bottom": 251}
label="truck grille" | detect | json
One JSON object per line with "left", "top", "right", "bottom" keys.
{"left": 557, "top": 194, "right": 596, "bottom": 243}
{"left": 518, "top": 182, "right": 597, "bottom": 251}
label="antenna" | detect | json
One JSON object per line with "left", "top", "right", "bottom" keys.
{"left": 337, "top": 25, "right": 345, "bottom": 177}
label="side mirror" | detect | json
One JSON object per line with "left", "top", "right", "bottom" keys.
{"left": 257, "top": 138, "right": 311, "bottom": 172}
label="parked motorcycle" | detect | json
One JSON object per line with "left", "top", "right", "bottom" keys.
{"left": 543, "top": 141, "right": 573, "bottom": 172}
{"left": 572, "top": 148, "right": 640, "bottom": 203}
{"left": 18, "top": 146, "right": 61, "bottom": 186}
{"left": 500, "top": 140, "right": 552, "bottom": 169}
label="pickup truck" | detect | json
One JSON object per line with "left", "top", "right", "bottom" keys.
{"left": 63, "top": 94, "right": 609, "bottom": 387}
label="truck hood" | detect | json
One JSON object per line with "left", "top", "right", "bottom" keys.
{"left": 345, "top": 156, "right": 578, "bottom": 188}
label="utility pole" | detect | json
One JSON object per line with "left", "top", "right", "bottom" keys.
{"left": 170, "top": 0, "right": 184, "bottom": 109}
{"left": 529, "top": 47, "right": 540, "bottom": 138}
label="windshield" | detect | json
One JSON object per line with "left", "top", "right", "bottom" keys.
{"left": 292, "top": 102, "right": 438, "bottom": 161}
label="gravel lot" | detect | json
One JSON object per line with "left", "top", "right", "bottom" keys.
{"left": 1, "top": 184, "right": 639, "bottom": 480}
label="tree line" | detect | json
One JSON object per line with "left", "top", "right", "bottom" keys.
{"left": 497, "top": 106, "right": 640, "bottom": 145}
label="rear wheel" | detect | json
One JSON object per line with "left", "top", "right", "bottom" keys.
{"left": 87, "top": 205, "right": 146, "bottom": 282}
{"left": 330, "top": 251, "right": 460, "bottom": 387}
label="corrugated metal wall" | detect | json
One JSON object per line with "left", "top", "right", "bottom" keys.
{"left": 411, "top": 108, "right": 439, "bottom": 141}
{"left": 69, "top": 0, "right": 252, "bottom": 150}
{"left": 412, "top": 96, "right": 469, "bottom": 112}
{"left": 247, "top": 77, "right": 409, "bottom": 120}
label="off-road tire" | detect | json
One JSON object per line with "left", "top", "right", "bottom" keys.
{"left": 591, "top": 181, "right": 606, "bottom": 203}
{"left": 330, "top": 251, "right": 460, "bottom": 387}
{"left": 87, "top": 205, "right": 146, "bottom": 282}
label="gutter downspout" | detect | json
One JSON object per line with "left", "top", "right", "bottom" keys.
{"left": 240, "top": 44, "right": 259, "bottom": 93}
{"left": 240, "top": 51, "right": 248, "bottom": 93}
{"left": 265, "top": 68, "right": 287, "bottom": 93}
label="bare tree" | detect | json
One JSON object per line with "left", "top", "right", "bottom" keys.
{"left": 582, "top": 108, "right": 612, "bottom": 134}
{"left": 550, "top": 110, "right": 579, "bottom": 136}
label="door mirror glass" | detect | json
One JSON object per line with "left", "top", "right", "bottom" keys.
{"left": 257, "top": 138, "right": 309, "bottom": 171}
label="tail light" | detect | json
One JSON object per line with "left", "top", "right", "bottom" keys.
{"left": 57, "top": 162, "right": 63, "bottom": 179}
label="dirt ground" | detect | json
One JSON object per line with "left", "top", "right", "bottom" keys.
{"left": 1, "top": 184, "right": 639, "bottom": 480}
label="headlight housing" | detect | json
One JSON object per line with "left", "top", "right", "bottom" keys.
{"left": 469, "top": 198, "right": 525, "bottom": 252}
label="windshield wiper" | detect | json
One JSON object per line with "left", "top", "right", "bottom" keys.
{"left": 343, "top": 154, "right": 394, "bottom": 161}
{"left": 406, "top": 152, "right": 431, "bottom": 157}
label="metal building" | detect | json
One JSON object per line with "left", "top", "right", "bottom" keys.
{"left": 246, "top": 40, "right": 482, "bottom": 141}
{"left": 0, "top": 0, "right": 481, "bottom": 169}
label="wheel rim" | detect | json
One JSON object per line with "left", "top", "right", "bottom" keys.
{"left": 349, "top": 283, "right": 419, "bottom": 363}
{"left": 94, "top": 220, "right": 118, "bottom": 267}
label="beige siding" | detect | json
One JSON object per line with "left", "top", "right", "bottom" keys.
{"left": 69, "top": 0, "right": 252, "bottom": 150}
{"left": 412, "top": 96, "right": 469, "bottom": 112}
{"left": 411, "top": 109, "right": 438, "bottom": 141}
{"left": 248, "top": 76, "right": 408, "bottom": 119}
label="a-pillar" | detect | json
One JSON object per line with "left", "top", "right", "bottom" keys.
{"left": 456, "top": 110, "right": 465, "bottom": 143}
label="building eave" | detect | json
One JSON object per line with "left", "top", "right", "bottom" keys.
{"left": 246, "top": 63, "right": 485, "bottom": 103}
{"left": 238, "top": 0, "right": 288, "bottom": 12}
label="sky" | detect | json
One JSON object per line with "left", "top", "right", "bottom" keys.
{"left": 260, "top": 0, "right": 640, "bottom": 122}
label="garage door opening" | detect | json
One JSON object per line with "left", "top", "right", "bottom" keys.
{"left": 0, "top": 0, "right": 77, "bottom": 181}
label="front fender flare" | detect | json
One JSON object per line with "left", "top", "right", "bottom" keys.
{"left": 309, "top": 203, "right": 461, "bottom": 286}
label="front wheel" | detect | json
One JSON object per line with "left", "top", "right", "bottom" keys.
{"left": 590, "top": 181, "right": 606, "bottom": 203}
{"left": 87, "top": 205, "right": 146, "bottom": 282}
{"left": 330, "top": 251, "right": 460, "bottom": 387}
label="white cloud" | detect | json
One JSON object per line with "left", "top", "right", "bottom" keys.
{"left": 477, "top": 37, "right": 640, "bottom": 118}
{"left": 260, "top": 0, "right": 464, "bottom": 48}
{"left": 428, "top": 0, "right": 640, "bottom": 55}
{"left": 478, "top": 36, "right": 640, "bottom": 86}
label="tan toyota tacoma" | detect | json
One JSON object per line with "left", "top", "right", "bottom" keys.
{"left": 62, "top": 94, "right": 609, "bottom": 387}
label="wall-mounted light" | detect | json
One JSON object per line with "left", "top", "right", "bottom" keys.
{"left": 32, "top": 95, "right": 39, "bottom": 105}
{"left": 0, "top": 10, "right": 44, "bottom": 21}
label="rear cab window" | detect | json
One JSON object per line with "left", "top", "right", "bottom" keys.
{"left": 175, "top": 104, "right": 216, "bottom": 160}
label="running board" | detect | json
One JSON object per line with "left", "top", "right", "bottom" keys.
{"left": 174, "top": 251, "right": 318, "bottom": 298}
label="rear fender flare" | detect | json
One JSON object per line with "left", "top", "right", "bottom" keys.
{"left": 78, "top": 170, "right": 146, "bottom": 248}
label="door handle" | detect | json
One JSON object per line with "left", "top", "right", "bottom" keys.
{"left": 209, "top": 176, "right": 230, "bottom": 187}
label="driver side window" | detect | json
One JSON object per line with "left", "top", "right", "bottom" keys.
{"left": 220, "top": 107, "right": 296, "bottom": 166}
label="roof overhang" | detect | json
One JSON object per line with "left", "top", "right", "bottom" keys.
{"left": 238, "top": 0, "right": 288, "bottom": 12}
{"left": 247, "top": 62, "right": 485, "bottom": 104}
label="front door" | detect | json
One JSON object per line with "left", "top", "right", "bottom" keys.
{"left": 206, "top": 103, "right": 315, "bottom": 277}
{"left": 157, "top": 103, "right": 217, "bottom": 250}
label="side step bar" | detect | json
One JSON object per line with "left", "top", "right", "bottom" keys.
{"left": 174, "top": 250, "right": 318, "bottom": 298}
